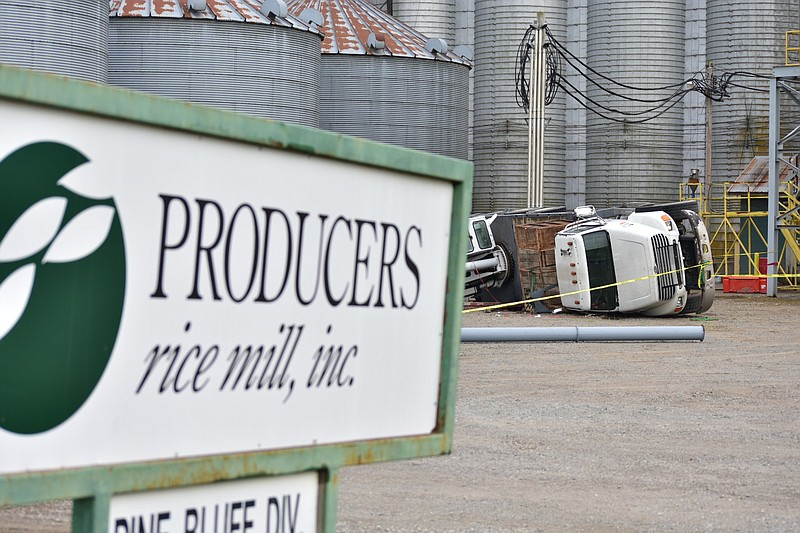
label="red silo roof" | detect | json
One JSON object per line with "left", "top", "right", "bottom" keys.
{"left": 111, "top": 0, "right": 318, "bottom": 31}
{"left": 287, "top": 0, "right": 470, "bottom": 63}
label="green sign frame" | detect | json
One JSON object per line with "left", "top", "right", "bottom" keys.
{"left": 0, "top": 65, "right": 472, "bottom": 532}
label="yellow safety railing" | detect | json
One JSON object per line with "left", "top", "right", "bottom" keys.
{"left": 680, "top": 178, "right": 800, "bottom": 289}
{"left": 787, "top": 30, "right": 800, "bottom": 66}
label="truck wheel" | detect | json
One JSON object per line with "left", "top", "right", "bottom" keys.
{"left": 680, "top": 293, "right": 703, "bottom": 315}
{"left": 496, "top": 241, "right": 515, "bottom": 285}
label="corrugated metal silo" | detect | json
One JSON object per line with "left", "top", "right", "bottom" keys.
{"left": 0, "top": 0, "right": 108, "bottom": 83}
{"left": 108, "top": 1, "right": 322, "bottom": 128}
{"left": 683, "top": 0, "right": 706, "bottom": 180}
{"left": 392, "top": 0, "right": 456, "bottom": 45}
{"left": 585, "top": 0, "right": 685, "bottom": 207}
{"left": 565, "top": 0, "right": 587, "bottom": 210}
{"left": 707, "top": 0, "right": 800, "bottom": 185}
{"left": 455, "top": 0, "right": 475, "bottom": 162}
{"left": 287, "top": 0, "right": 472, "bottom": 160}
{"left": 473, "top": 1, "right": 567, "bottom": 211}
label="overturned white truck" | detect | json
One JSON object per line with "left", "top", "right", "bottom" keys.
{"left": 466, "top": 202, "right": 715, "bottom": 316}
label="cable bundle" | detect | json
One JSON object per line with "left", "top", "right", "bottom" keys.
{"left": 514, "top": 24, "right": 772, "bottom": 124}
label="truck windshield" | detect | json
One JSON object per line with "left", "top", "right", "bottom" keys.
{"left": 583, "top": 230, "right": 618, "bottom": 311}
{"left": 472, "top": 220, "right": 492, "bottom": 250}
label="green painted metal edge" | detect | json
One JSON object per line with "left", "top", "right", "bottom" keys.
{"left": 72, "top": 495, "right": 110, "bottom": 533}
{"left": 0, "top": 62, "right": 472, "bottom": 529}
{"left": 320, "top": 468, "right": 340, "bottom": 533}
{"left": 438, "top": 158, "right": 472, "bottom": 443}
{"left": 0, "top": 434, "right": 453, "bottom": 505}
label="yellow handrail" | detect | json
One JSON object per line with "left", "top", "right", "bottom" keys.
{"left": 680, "top": 178, "right": 799, "bottom": 289}
{"left": 787, "top": 30, "right": 800, "bottom": 66}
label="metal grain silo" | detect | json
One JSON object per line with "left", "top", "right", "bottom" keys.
{"left": 473, "top": 0, "right": 567, "bottom": 211}
{"left": 683, "top": 0, "right": 706, "bottom": 181}
{"left": 565, "top": 0, "right": 588, "bottom": 209}
{"left": 392, "top": 0, "right": 456, "bottom": 45}
{"left": 585, "top": 0, "right": 685, "bottom": 207}
{"left": 707, "top": 0, "right": 800, "bottom": 185}
{"left": 455, "top": 0, "right": 475, "bottom": 162}
{"left": 108, "top": 0, "right": 322, "bottom": 128}
{"left": 288, "top": 0, "right": 471, "bottom": 159}
{"left": 392, "top": 0, "right": 462, "bottom": 158}
{"left": 0, "top": 0, "right": 108, "bottom": 83}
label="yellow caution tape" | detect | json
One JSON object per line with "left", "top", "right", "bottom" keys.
{"left": 463, "top": 261, "right": 712, "bottom": 314}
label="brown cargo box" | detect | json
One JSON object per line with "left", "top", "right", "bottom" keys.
{"left": 514, "top": 220, "right": 570, "bottom": 251}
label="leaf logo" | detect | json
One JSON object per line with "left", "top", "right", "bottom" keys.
{"left": 0, "top": 142, "right": 125, "bottom": 434}
{"left": 0, "top": 264, "right": 35, "bottom": 342}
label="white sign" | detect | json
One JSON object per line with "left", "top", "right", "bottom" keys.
{"left": 0, "top": 100, "right": 453, "bottom": 474}
{"left": 109, "top": 473, "right": 318, "bottom": 533}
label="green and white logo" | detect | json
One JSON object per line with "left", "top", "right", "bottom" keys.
{"left": 0, "top": 142, "right": 125, "bottom": 434}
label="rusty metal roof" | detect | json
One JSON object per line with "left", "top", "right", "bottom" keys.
{"left": 729, "top": 156, "right": 796, "bottom": 194}
{"left": 286, "top": 0, "right": 471, "bottom": 64}
{"left": 110, "top": 0, "right": 319, "bottom": 32}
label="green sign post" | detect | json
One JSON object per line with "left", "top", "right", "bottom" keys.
{"left": 0, "top": 65, "right": 471, "bottom": 532}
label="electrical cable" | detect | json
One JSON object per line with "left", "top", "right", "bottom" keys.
{"left": 545, "top": 27, "right": 689, "bottom": 92}
{"left": 514, "top": 24, "right": 561, "bottom": 114}
{"left": 726, "top": 81, "right": 769, "bottom": 93}
{"left": 555, "top": 72, "right": 691, "bottom": 117}
{"left": 556, "top": 78, "right": 689, "bottom": 124}
{"left": 514, "top": 25, "right": 535, "bottom": 113}
{"left": 552, "top": 45, "right": 697, "bottom": 104}
{"left": 515, "top": 23, "right": 784, "bottom": 125}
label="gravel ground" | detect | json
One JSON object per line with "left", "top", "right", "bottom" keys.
{"left": 335, "top": 292, "right": 800, "bottom": 532}
{"left": 2, "top": 292, "right": 799, "bottom": 532}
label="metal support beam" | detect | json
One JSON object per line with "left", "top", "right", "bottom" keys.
{"left": 705, "top": 62, "right": 714, "bottom": 211}
{"left": 768, "top": 73, "right": 780, "bottom": 297}
{"left": 768, "top": 66, "right": 800, "bottom": 296}
{"left": 780, "top": 123, "right": 800, "bottom": 146}
{"left": 778, "top": 80, "right": 800, "bottom": 106}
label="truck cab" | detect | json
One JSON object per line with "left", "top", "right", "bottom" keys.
{"left": 554, "top": 205, "right": 714, "bottom": 316}
{"left": 464, "top": 214, "right": 511, "bottom": 299}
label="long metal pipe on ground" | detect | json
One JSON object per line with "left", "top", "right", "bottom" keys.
{"left": 461, "top": 326, "right": 705, "bottom": 343}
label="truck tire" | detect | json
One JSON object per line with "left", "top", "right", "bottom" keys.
{"left": 497, "top": 241, "right": 515, "bottom": 285}
{"left": 680, "top": 293, "right": 703, "bottom": 315}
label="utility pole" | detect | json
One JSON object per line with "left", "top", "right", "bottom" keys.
{"left": 527, "top": 12, "right": 546, "bottom": 208}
